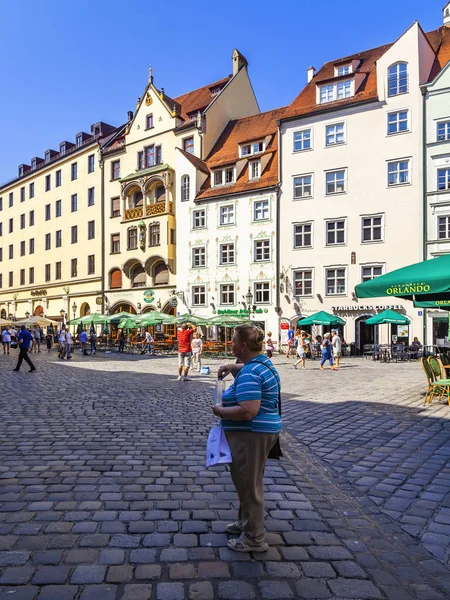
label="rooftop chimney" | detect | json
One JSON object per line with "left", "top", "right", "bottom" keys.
{"left": 127, "top": 111, "right": 133, "bottom": 121}
{"left": 444, "top": 2, "right": 450, "bottom": 26}
{"left": 307, "top": 66, "right": 316, "bottom": 83}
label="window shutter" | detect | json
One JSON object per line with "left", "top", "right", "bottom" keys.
{"left": 154, "top": 263, "right": 169, "bottom": 285}
{"left": 111, "top": 269, "right": 122, "bottom": 289}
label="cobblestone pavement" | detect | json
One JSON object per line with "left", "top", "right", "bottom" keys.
{"left": 0, "top": 350, "right": 449, "bottom": 599}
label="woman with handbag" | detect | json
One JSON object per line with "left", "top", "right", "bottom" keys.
{"left": 213, "top": 323, "right": 282, "bottom": 553}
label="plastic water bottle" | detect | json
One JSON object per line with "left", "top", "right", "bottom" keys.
{"left": 214, "top": 378, "right": 225, "bottom": 406}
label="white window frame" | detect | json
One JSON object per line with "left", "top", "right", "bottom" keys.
{"left": 253, "top": 199, "right": 270, "bottom": 222}
{"left": 319, "top": 80, "right": 353, "bottom": 104}
{"left": 388, "top": 62, "right": 409, "bottom": 97}
{"left": 361, "top": 264, "right": 385, "bottom": 283}
{"left": 437, "top": 120, "right": 450, "bottom": 143}
{"left": 293, "top": 128, "right": 312, "bottom": 152}
{"left": 192, "top": 209, "right": 206, "bottom": 229}
{"left": 293, "top": 174, "right": 313, "bottom": 199}
{"left": 239, "top": 140, "right": 265, "bottom": 157}
{"left": 325, "top": 169, "right": 347, "bottom": 195}
{"left": 438, "top": 168, "right": 450, "bottom": 191}
{"left": 325, "top": 122, "right": 346, "bottom": 146}
{"left": 192, "top": 285, "right": 206, "bottom": 306}
{"left": 249, "top": 160, "right": 261, "bottom": 180}
{"left": 335, "top": 64, "right": 351, "bottom": 76}
{"left": 387, "top": 109, "right": 410, "bottom": 136}
{"left": 325, "top": 219, "right": 346, "bottom": 246}
{"left": 212, "top": 166, "right": 235, "bottom": 187}
{"left": 220, "top": 283, "right": 235, "bottom": 306}
{"left": 387, "top": 159, "right": 411, "bottom": 187}
{"left": 361, "top": 214, "right": 384, "bottom": 243}
{"left": 191, "top": 246, "right": 206, "bottom": 268}
{"left": 438, "top": 215, "right": 450, "bottom": 239}
{"left": 253, "top": 239, "right": 271, "bottom": 262}
{"left": 253, "top": 281, "right": 271, "bottom": 304}
{"left": 325, "top": 266, "right": 347, "bottom": 296}
{"left": 293, "top": 269, "right": 314, "bottom": 297}
{"left": 181, "top": 175, "right": 190, "bottom": 202}
{"left": 219, "top": 242, "right": 235, "bottom": 265}
{"left": 293, "top": 222, "right": 313, "bottom": 249}
{"left": 219, "top": 204, "right": 235, "bottom": 226}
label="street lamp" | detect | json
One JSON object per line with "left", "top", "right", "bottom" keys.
{"left": 246, "top": 287, "right": 256, "bottom": 320}
{"left": 72, "top": 303, "right": 77, "bottom": 333}
{"left": 25, "top": 311, "right": 30, "bottom": 319}
{"left": 156, "top": 299, "right": 162, "bottom": 310}
{"left": 60, "top": 309, "right": 66, "bottom": 327}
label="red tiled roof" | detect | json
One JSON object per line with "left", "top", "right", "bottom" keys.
{"left": 174, "top": 76, "right": 232, "bottom": 121}
{"left": 176, "top": 147, "right": 209, "bottom": 175}
{"left": 196, "top": 107, "right": 286, "bottom": 200}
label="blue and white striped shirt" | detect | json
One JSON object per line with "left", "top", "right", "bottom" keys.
{"left": 221, "top": 355, "right": 282, "bottom": 433}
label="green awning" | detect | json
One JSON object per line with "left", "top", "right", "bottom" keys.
{"left": 365, "top": 309, "right": 410, "bottom": 325}
{"left": 120, "top": 164, "right": 171, "bottom": 183}
{"left": 355, "top": 254, "right": 450, "bottom": 301}
{"left": 414, "top": 299, "right": 450, "bottom": 310}
{"left": 298, "top": 311, "right": 346, "bottom": 326}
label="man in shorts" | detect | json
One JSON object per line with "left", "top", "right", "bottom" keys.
{"left": 331, "top": 330, "right": 342, "bottom": 369}
{"left": 177, "top": 323, "right": 195, "bottom": 381}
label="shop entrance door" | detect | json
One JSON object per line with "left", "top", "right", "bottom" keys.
{"left": 355, "top": 316, "right": 378, "bottom": 355}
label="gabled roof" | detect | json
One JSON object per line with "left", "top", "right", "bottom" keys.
{"left": 282, "top": 26, "right": 450, "bottom": 122}
{"left": 196, "top": 107, "right": 286, "bottom": 200}
{"left": 176, "top": 147, "right": 209, "bottom": 175}
{"left": 173, "top": 76, "right": 232, "bottom": 120}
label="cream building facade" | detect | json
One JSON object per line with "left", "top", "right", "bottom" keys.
{"left": 278, "top": 22, "right": 440, "bottom": 353}
{"left": 0, "top": 122, "right": 120, "bottom": 323}
{"left": 100, "top": 51, "right": 259, "bottom": 319}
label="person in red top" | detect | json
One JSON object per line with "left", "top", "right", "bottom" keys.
{"left": 177, "top": 324, "right": 196, "bottom": 380}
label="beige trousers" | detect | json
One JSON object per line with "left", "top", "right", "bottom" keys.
{"left": 225, "top": 431, "right": 278, "bottom": 545}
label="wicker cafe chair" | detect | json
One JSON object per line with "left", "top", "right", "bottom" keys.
{"left": 423, "top": 357, "right": 450, "bottom": 405}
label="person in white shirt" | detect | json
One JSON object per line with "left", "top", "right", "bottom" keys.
{"left": 294, "top": 331, "right": 307, "bottom": 370}
{"left": 145, "top": 331, "right": 154, "bottom": 355}
{"left": 2, "top": 328, "right": 11, "bottom": 354}
{"left": 331, "top": 330, "right": 342, "bottom": 369}
{"left": 58, "top": 329, "right": 66, "bottom": 360}
{"left": 191, "top": 332, "right": 203, "bottom": 372}
{"left": 65, "top": 331, "right": 73, "bottom": 360}
{"left": 9, "top": 327, "right": 16, "bottom": 342}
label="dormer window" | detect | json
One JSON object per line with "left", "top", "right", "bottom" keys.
{"left": 31, "top": 158, "right": 37, "bottom": 169}
{"left": 249, "top": 160, "right": 261, "bottom": 180}
{"left": 45, "top": 151, "right": 51, "bottom": 163}
{"left": 388, "top": 63, "right": 408, "bottom": 97}
{"left": 60, "top": 143, "right": 66, "bottom": 155}
{"left": 319, "top": 80, "right": 353, "bottom": 104}
{"left": 335, "top": 64, "right": 351, "bottom": 76}
{"left": 213, "top": 167, "right": 235, "bottom": 187}
{"left": 239, "top": 140, "right": 265, "bottom": 158}
{"left": 76, "top": 134, "right": 83, "bottom": 147}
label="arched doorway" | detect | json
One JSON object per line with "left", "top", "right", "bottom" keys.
{"left": 355, "top": 315, "right": 379, "bottom": 355}
{"left": 161, "top": 303, "right": 176, "bottom": 337}
{"left": 80, "top": 302, "right": 91, "bottom": 317}
{"left": 111, "top": 302, "right": 136, "bottom": 315}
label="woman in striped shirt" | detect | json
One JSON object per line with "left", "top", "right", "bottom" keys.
{"left": 213, "top": 324, "right": 282, "bottom": 553}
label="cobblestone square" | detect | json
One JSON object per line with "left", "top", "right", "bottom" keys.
{"left": 0, "top": 350, "right": 450, "bottom": 599}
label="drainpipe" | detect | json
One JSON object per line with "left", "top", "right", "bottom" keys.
{"left": 421, "top": 86, "right": 428, "bottom": 345}
{"left": 100, "top": 149, "right": 106, "bottom": 316}
{"left": 276, "top": 122, "right": 282, "bottom": 346}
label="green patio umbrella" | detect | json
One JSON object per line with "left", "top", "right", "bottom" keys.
{"left": 138, "top": 312, "right": 176, "bottom": 326}
{"left": 206, "top": 315, "right": 248, "bottom": 326}
{"left": 118, "top": 318, "right": 138, "bottom": 330}
{"left": 106, "top": 311, "right": 136, "bottom": 324}
{"left": 413, "top": 299, "right": 450, "bottom": 310}
{"left": 298, "top": 311, "right": 346, "bottom": 326}
{"left": 355, "top": 254, "right": 450, "bottom": 301}
{"left": 365, "top": 310, "right": 410, "bottom": 325}
{"left": 174, "top": 313, "right": 210, "bottom": 325}
{"left": 67, "top": 313, "right": 109, "bottom": 325}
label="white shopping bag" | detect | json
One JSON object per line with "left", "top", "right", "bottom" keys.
{"left": 206, "top": 424, "right": 232, "bottom": 468}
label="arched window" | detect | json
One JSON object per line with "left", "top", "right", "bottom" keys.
{"left": 181, "top": 175, "right": 190, "bottom": 201}
{"left": 0, "top": 309, "right": 6, "bottom": 319}
{"left": 149, "top": 222, "right": 160, "bottom": 247}
{"left": 154, "top": 262, "right": 169, "bottom": 286}
{"left": 132, "top": 190, "right": 143, "bottom": 207}
{"left": 388, "top": 62, "right": 408, "bottom": 97}
{"left": 131, "top": 264, "right": 146, "bottom": 288}
{"left": 110, "top": 269, "right": 122, "bottom": 289}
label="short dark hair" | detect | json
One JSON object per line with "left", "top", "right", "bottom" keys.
{"left": 21, "top": 325, "right": 26, "bottom": 330}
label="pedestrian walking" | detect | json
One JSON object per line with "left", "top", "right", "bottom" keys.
{"left": 33, "top": 327, "right": 42, "bottom": 353}
{"left": 145, "top": 330, "right": 154, "bottom": 355}
{"left": 45, "top": 331, "right": 53, "bottom": 353}
{"left": 9, "top": 326, "right": 17, "bottom": 342}
{"left": 13, "top": 325, "right": 36, "bottom": 372}
{"left": 294, "top": 331, "right": 307, "bottom": 369}
{"left": 65, "top": 330, "right": 72, "bottom": 359}
{"left": 177, "top": 323, "right": 195, "bottom": 381}
{"left": 286, "top": 326, "right": 295, "bottom": 358}
{"left": 118, "top": 330, "right": 125, "bottom": 352}
{"left": 213, "top": 323, "right": 281, "bottom": 553}
{"left": 80, "top": 329, "right": 88, "bottom": 355}
{"left": 192, "top": 332, "right": 203, "bottom": 372}
{"left": 320, "top": 333, "right": 336, "bottom": 370}
{"left": 2, "top": 327, "right": 11, "bottom": 354}
{"left": 265, "top": 332, "right": 275, "bottom": 358}
{"left": 58, "top": 328, "right": 66, "bottom": 359}
{"left": 90, "top": 331, "right": 97, "bottom": 354}
{"left": 331, "top": 330, "right": 342, "bottom": 369}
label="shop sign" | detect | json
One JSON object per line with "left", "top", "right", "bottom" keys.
{"left": 109, "top": 292, "right": 134, "bottom": 299}
{"left": 31, "top": 289, "right": 47, "bottom": 296}
{"left": 332, "top": 305, "right": 403, "bottom": 311}
{"left": 95, "top": 296, "right": 103, "bottom": 306}
{"left": 280, "top": 322, "right": 289, "bottom": 345}
{"left": 218, "top": 309, "right": 264, "bottom": 315}
{"left": 143, "top": 289, "right": 155, "bottom": 304}
{"left": 169, "top": 297, "right": 178, "bottom": 308}
{"left": 386, "top": 284, "right": 430, "bottom": 295}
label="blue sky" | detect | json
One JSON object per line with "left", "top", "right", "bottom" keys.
{"left": 0, "top": 0, "right": 443, "bottom": 182}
